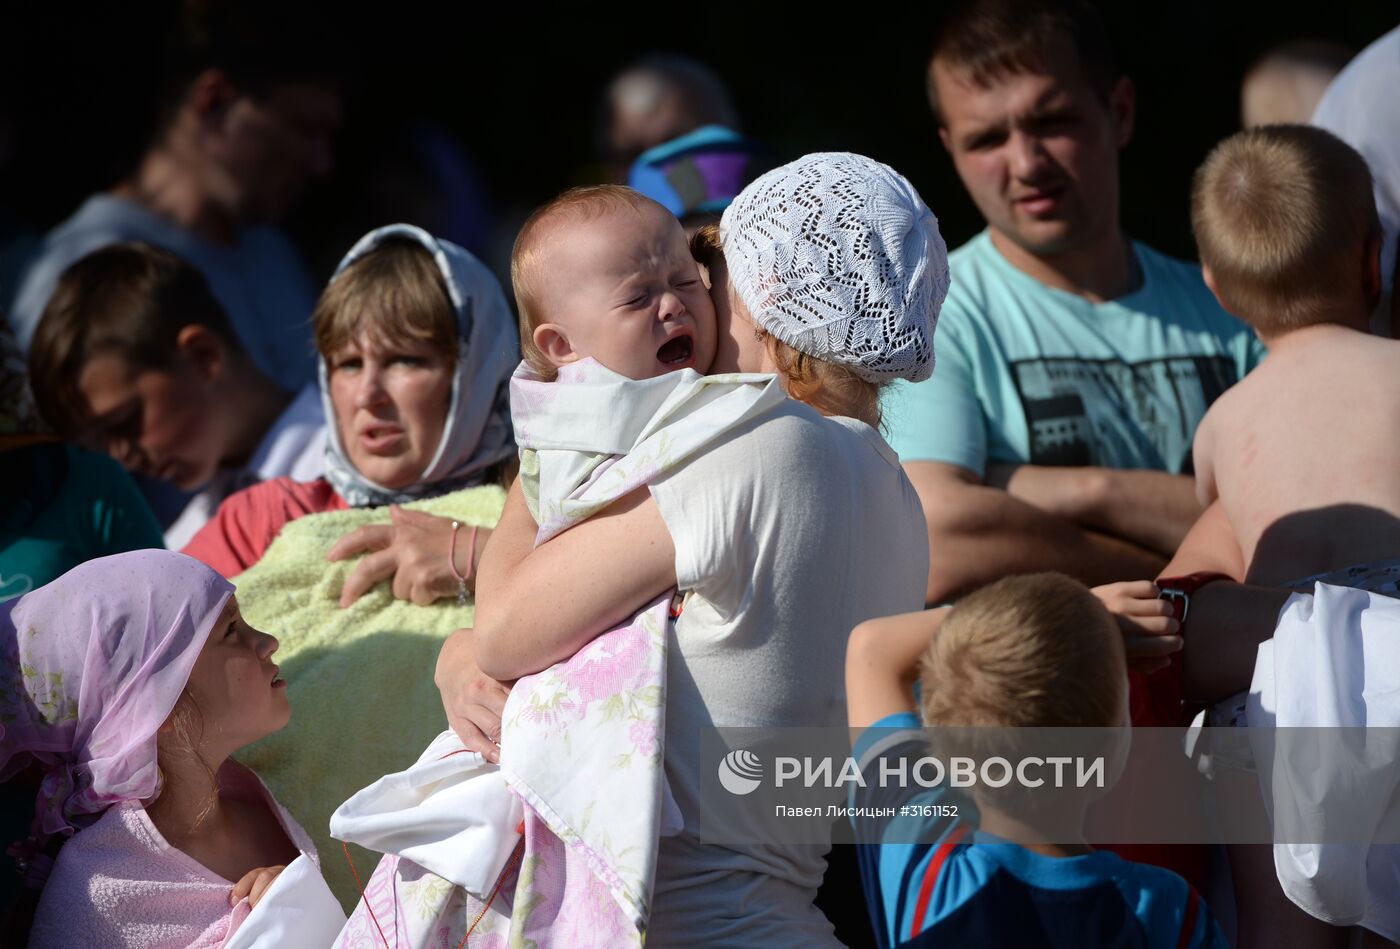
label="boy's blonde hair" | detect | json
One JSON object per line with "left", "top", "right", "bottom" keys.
{"left": 920, "top": 573, "right": 1125, "bottom": 729}
{"left": 690, "top": 225, "right": 884, "bottom": 429}
{"left": 313, "top": 238, "right": 458, "bottom": 363}
{"left": 1191, "top": 124, "right": 1378, "bottom": 334}
{"left": 511, "top": 185, "right": 658, "bottom": 381}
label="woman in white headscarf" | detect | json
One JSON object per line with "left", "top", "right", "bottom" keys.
{"left": 440, "top": 153, "right": 949, "bottom": 945}
{"left": 183, "top": 224, "right": 518, "bottom": 605}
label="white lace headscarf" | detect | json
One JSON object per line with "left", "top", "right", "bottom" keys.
{"left": 719, "top": 152, "right": 949, "bottom": 383}
{"left": 320, "top": 225, "right": 519, "bottom": 507}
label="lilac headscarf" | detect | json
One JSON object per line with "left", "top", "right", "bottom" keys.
{"left": 0, "top": 551, "right": 232, "bottom": 837}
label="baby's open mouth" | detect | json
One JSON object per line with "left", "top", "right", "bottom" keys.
{"left": 657, "top": 336, "right": 694, "bottom": 366}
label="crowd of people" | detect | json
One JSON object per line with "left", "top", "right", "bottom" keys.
{"left": 1, "top": 0, "right": 1398, "bottom": 946}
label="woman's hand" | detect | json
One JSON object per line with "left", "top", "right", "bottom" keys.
{"left": 435, "top": 627, "right": 512, "bottom": 763}
{"left": 230, "top": 865, "right": 285, "bottom": 908}
{"left": 328, "top": 505, "right": 489, "bottom": 608}
{"left": 1092, "top": 580, "right": 1182, "bottom": 675}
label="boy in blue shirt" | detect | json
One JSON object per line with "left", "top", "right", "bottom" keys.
{"left": 845, "top": 573, "right": 1225, "bottom": 947}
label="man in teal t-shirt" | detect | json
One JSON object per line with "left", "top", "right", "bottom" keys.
{"left": 889, "top": 0, "right": 1263, "bottom": 604}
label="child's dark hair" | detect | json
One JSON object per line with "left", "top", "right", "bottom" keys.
{"left": 28, "top": 243, "right": 242, "bottom": 437}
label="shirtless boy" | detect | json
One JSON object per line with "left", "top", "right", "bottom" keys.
{"left": 1188, "top": 124, "right": 1397, "bottom": 587}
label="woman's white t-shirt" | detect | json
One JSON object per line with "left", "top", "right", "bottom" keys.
{"left": 647, "top": 400, "right": 928, "bottom": 946}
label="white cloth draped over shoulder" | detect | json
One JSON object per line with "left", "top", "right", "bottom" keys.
{"left": 330, "top": 360, "right": 787, "bottom": 948}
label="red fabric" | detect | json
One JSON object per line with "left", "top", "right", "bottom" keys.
{"left": 1128, "top": 652, "right": 1197, "bottom": 729}
{"left": 910, "top": 824, "right": 970, "bottom": 941}
{"left": 1103, "top": 655, "right": 1209, "bottom": 895}
{"left": 181, "top": 478, "right": 348, "bottom": 578}
{"left": 1176, "top": 886, "right": 1201, "bottom": 949}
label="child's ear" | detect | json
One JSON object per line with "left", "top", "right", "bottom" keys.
{"left": 532, "top": 324, "right": 580, "bottom": 366}
{"left": 175, "top": 325, "right": 226, "bottom": 384}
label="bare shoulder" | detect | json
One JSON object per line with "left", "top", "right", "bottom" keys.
{"left": 1197, "top": 372, "right": 1253, "bottom": 434}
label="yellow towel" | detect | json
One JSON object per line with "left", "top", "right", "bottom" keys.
{"left": 232, "top": 486, "right": 504, "bottom": 908}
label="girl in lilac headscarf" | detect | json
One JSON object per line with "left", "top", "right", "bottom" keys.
{"left": 0, "top": 550, "right": 341, "bottom": 948}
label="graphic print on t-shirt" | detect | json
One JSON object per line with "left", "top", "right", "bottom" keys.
{"left": 1010, "top": 355, "right": 1236, "bottom": 473}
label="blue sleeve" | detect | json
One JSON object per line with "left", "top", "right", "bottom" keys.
{"left": 1191, "top": 901, "right": 1230, "bottom": 949}
{"left": 883, "top": 311, "right": 990, "bottom": 477}
{"left": 850, "top": 711, "right": 934, "bottom": 818}
{"left": 1122, "top": 865, "right": 1229, "bottom": 949}
{"left": 850, "top": 712, "right": 973, "bottom": 949}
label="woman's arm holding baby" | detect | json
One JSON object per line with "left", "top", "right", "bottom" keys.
{"left": 470, "top": 479, "right": 677, "bottom": 680}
